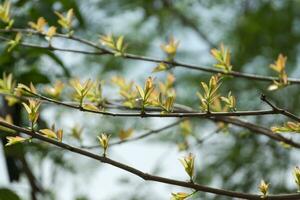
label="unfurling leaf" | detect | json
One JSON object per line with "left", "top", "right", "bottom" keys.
{"left": 70, "top": 79, "right": 94, "bottom": 105}
{"left": 170, "top": 192, "right": 190, "bottom": 200}
{"left": 28, "top": 17, "right": 47, "bottom": 33}
{"left": 6, "top": 32, "right": 21, "bottom": 52}
{"left": 71, "top": 125, "right": 83, "bottom": 141}
{"left": 197, "top": 75, "right": 222, "bottom": 112}
{"left": 0, "top": 72, "right": 15, "bottom": 94}
{"left": 56, "top": 129, "right": 63, "bottom": 142}
{"left": 144, "top": 77, "right": 155, "bottom": 100}
{"left": 152, "top": 62, "right": 168, "bottom": 73}
{"left": 82, "top": 103, "right": 99, "bottom": 111}
{"left": 177, "top": 141, "right": 189, "bottom": 152}
{"left": 136, "top": 85, "right": 144, "bottom": 100}
{"left": 100, "top": 34, "right": 128, "bottom": 56}
{"left": 0, "top": 0, "right": 14, "bottom": 29}
{"left": 220, "top": 91, "right": 236, "bottom": 111}
{"left": 294, "top": 167, "right": 300, "bottom": 192}
{"left": 44, "top": 80, "right": 64, "bottom": 99}
{"left": 161, "top": 36, "right": 179, "bottom": 59}
{"left": 46, "top": 26, "right": 57, "bottom": 41}
{"left": 0, "top": 72, "right": 19, "bottom": 106}
{"left": 158, "top": 73, "right": 176, "bottom": 97}
{"left": 40, "top": 127, "right": 63, "bottom": 141}
{"left": 180, "top": 120, "right": 192, "bottom": 137}
{"left": 158, "top": 93, "right": 175, "bottom": 113}
{"left": 116, "top": 36, "right": 124, "bottom": 52}
{"left": 5, "top": 136, "right": 27, "bottom": 146}
{"left": 40, "top": 129, "right": 57, "bottom": 139}
{"left": 15, "top": 82, "right": 37, "bottom": 95}
{"left": 98, "top": 133, "right": 110, "bottom": 156}
{"left": 268, "top": 54, "right": 289, "bottom": 91}
{"left": 211, "top": 43, "right": 232, "bottom": 72}
{"left": 258, "top": 180, "right": 269, "bottom": 198}
{"left": 22, "top": 100, "right": 41, "bottom": 128}
{"left": 136, "top": 77, "right": 156, "bottom": 112}
{"left": 86, "top": 81, "right": 104, "bottom": 105}
{"left": 55, "top": 8, "right": 74, "bottom": 32}
{"left": 271, "top": 122, "right": 300, "bottom": 134}
{"left": 118, "top": 128, "right": 133, "bottom": 140}
{"left": 111, "top": 76, "right": 137, "bottom": 108}
{"left": 179, "top": 153, "right": 195, "bottom": 181}
{"left": 270, "top": 54, "right": 287, "bottom": 73}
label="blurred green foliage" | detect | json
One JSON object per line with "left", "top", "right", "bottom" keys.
{"left": 0, "top": 188, "right": 21, "bottom": 200}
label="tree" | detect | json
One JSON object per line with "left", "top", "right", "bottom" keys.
{"left": 0, "top": 0, "right": 300, "bottom": 199}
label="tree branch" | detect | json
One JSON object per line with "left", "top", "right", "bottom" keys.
{"left": 1, "top": 120, "right": 300, "bottom": 200}
{"left": 3, "top": 92, "right": 300, "bottom": 148}
{"left": 13, "top": 91, "right": 284, "bottom": 118}
{"left": 1, "top": 28, "right": 300, "bottom": 84}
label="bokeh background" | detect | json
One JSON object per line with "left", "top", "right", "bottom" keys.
{"left": 0, "top": 0, "right": 300, "bottom": 199}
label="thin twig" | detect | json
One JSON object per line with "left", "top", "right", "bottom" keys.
{"left": 214, "top": 116, "right": 300, "bottom": 148}
{"left": 194, "top": 126, "right": 223, "bottom": 145}
{"left": 0, "top": 35, "right": 106, "bottom": 55}
{"left": 82, "top": 119, "right": 184, "bottom": 149}
{"left": 261, "top": 94, "right": 300, "bottom": 122}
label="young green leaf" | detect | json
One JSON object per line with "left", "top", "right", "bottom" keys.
{"left": 271, "top": 122, "right": 300, "bottom": 134}
{"left": 211, "top": 43, "right": 232, "bottom": 72}
{"left": 197, "top": 75, "right": 222, "bottom": 112}
{"left": 179, "top": 153, "right": 195, "bottom": 181}
{"left": 171, "top": 192, "right": 190, "bottom": 200}
{"left": 71, "top": 125, "right": 83, "bottom": 141}
{"left": 22, "top": 100, "right": 41, "bottom": 128}
{"left": 100, "top": 34, "right": 127, "bottom": 56}
{"left": 44, "top": 80, "right": 64, "bottom": 99}
{"left": 46, "top": 26, "right": 57, "bottom": 41}
{"left": 28, "top": 17, "right": 47, "bottom": 33}
{"left": 220, "top": 91, "right": 236, "bottom": 111}
{"left": 0, "top": 72, "right": 15, "bottom": 94}
{"left": 268, "top": 54, "right": 289, "bottom": 91}
{"left": 111, "top": 76, "right": 137, "bottom": 108}
{"left": 160, "top": 36, "right": 179, "bottom": 59}
{"left": 55, "top": 8, "right": 74, "bottom": 32}
{"left": 98, "top": 133, "right": 110, "bottom": 156}
{"left": 5, "top": 136, "right": 27, "bottom": 146}
{"left": 0, "top": 0, "right": 14, "bottom": 29}
{"left": 152, "top": 62, "right": 168, "bottom": 73}
{"left": 40, "top": 129, "right": 58, "bottom": 139}
{"left": 158, "top": 93, "right": 175, "bottom": 113}
{"left": 70, "top": 79, "right": 94, "bottom": 106}
{"left": 258, "top": 180, "right": 269, "bottom": 198}
{"left": 82, "top": 103, "right": 99, "bottom": 111}
{"left": 118, "top": 128, "right": 133, "bottom": 140}
{"left": 6, "top": 32, "right": 21, "bottom": 52}
{"left": 180, "top": 120, "right": 192, "bottom": 137}
{"left": 15, "top": 82, "right": 37, "bottom": 95}
{"left": 294, "top": 167, "right": 300, "bottom": 192}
